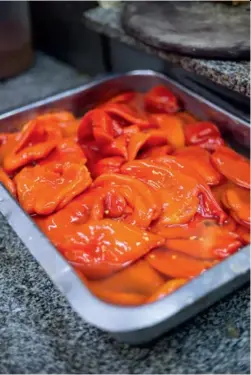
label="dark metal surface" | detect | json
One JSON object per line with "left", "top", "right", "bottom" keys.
{"left": 0, "top": 71, "right": 250, "bottom": 344}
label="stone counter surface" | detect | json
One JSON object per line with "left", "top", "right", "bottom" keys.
{"left": 84, "top": 5, "right": 250, "bottom": 97}
{"left": 0, "top": 53, "right": 250, "bottom": 374}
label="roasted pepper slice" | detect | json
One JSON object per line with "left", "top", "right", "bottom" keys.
{"left": 211, "top": 146, "right": 250, "bottom": 189}
{"left": 139, "top": 145, "right": 173, "bottom": 159}
{"left": 104, "top": 103, "right": 152, "bottom": 129}
{"left": 184, "top": 121, "right": 224, "bottom": 151}
{"left": 154, "top": 156, "right": 226, "bottom": 223}
{"left": 127, "top": 130, "right": 168, "bottom": 161}
{"left": 151, "top": 215, "right": 236, "bottom": 240}
{"left": 122, "top": 159, "right": 200, "bottom": 227}
{"left": 144, "top": 85, "right": 180, "bottom": 114}
{"left": 89, "top": 260, "right": 165, "bottom": 299}
{"left": 177, "top": 111, "right": 198, "bottom": 125}
{"left": 34, "top": 111, "right": 79, "bottom": 138}
{"left": 147, "top": 278, "right": 188, "bottom": 303}
{"left": 93, "top": 173, "right": 161, "bottom": 227}
{"left": 236, "top": 225, "right": 250, "bottom": 245}
{"left": 3, "top": 116, "right": 62, "bottom": 173}
{"left": 222, "top": 185, "right": 250, "bottom": 228}
{"left": 101, "top": 133, "right": 129, "bottom": 159}
{"left": 101, "top": 125, "right": 141, "bottom": 160}
{"left": 0, "top": 167, "right": 16, "bottom": 196}
{"left": 39, "top": 138, "right": 87, "bottom": 167}
{"left": 92, "top": 156, "right": 125, "bottom": 178}
{"left": 151, "top": 114, "right": 185, "bottom": 148}
{"left": 147, "top": 248, "right": 217, "bottom": 278}
{"left": 121, "top": 158, "right": 226, "bottom": 227}
{"left": 35, "top": 187, "right": 103, "bottom": 245}
{"left": 15, "top": 162, "right": 92, "bottom": 215}
{"left": 175, "top": 146, "right": 222, "bottom": 186}
{"left": 78, "top": 109, "right": 121, "bottom": 146}
{"left": 89, "top": 289, "right": 146, "bottom": 306}
{"left": 58, "top": 219, "right": 164, "bottom": 279}
{"left": 165, "top": 226, "right": 241, "bottom": 260}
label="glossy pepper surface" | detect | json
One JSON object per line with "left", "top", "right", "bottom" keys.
{"left": 0, "top": 85, "right": 249, "bottom": 306}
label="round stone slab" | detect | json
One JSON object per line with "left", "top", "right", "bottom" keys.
{"left": 122, "top": 1, "right": 250, "bottom": 60}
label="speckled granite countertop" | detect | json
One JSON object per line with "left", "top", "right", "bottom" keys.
{"left": 0, "top": 52, "right": 250, "bottom": 374}
{"left": 84, "top": 5, "right": 250, "bottom": 97}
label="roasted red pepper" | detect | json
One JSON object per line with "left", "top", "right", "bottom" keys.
{"left": 184, "top": 121, "right": 224, "bottom": 151}
{"left": 78, "top": 109, "right": 120, "bottom": 146}
{"left": 3, "top": 115, "right": 63, "bottom": 173}
{"left": 89, "top": 259, "right": 165, "bottom": 305}
{"left": 222, "top": 185, "right": 250, "bottom": 228}
{"left": 151, "top": 114, "right": 185, "bottom": 148}
{"left": 175, "top": 146, "right": 222, "bottom": 186}
{"left": 57, "top": 219, "right": 164, "bottom": 279}
{"left": 15, "top": 162, "right": 92, "bottom": 215}
{"left": 147, "top": 247, "right": 217, "bottom": 279}
{"left": 211, "top": 146, "right": 250, "bottom": 189}
{"left": 144, "top": 85, "right": 180, "bottom": 114}
{"left": 121, "top": 157, "right": 226, "bottom": 228}
{"left": 93, "top": 173, "right": 161, "bottom": 227}
{"left": 104, "top": 103, "right": 153, "bottom": 129}
{"left": 0, "top": 86, "right": 249, "bottom": 307}
{"left": 92, "top": 156, "right": 125, "bottom": 178}
{"left": 147, "top": 278, "right": 187, "bottom": 303}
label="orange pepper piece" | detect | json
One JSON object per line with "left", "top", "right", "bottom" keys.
{"left": 58, "top": 219, "right": 164, "bottom": 279}
{"left": 92, "top": 156, "right": 125, "bottom": 178}
{"left": 151, "top": 114, "right": 185, "bottom": 148}
{"left": 184, "top": 121, "right": 224, "bottom": 151}
{"left": 127, "top": 130, "right": 168, "bottom": 161}
{"left": 144, "top": 85, "right": 180, "bottom": 114}
{"left": 211, "top": 146, "right": 250, "bottom": 189}
{"left": 90, "top": 289, "right": 146, "bottom": 306}
{"left": 147, "top": 278, "right": 188, "bottom": 303}
{"left": 211, "top": 181, "right": 233, "bottom": 207}
{"left": 151, "top": 215, "right": 236, "bottom": 240}
{"left": 3, "top": 116, "right": 62, "bottom": 173}
{"left": 146, "top": 248, "right": 217, "bottom": 279}
{"left": 236, "top": 225, "right": 250, "bottom": 245}
{"left": 89, "top": 260, "right": 165, "bottom": 298}
{"left": 165, "top": 227, "right": 241, "bottom": 260}
{"left": 139, "top": 145, "right": 173, "bottom": 159}
{"left": 154, "top": 156, "right": 226, "bottom": 223}
{"left": 101, "top": 125, "right": 141, "bottom": 160}
{"left": 121, "top": 158, "right": 226, "bottom": 226}
{"left": 78, "top": 109, "right": 120, "bottom": 146}
{"left": 222, "top": 185, "right": 250, "bottom": 228}
{"left": 15, "top": 162, "right": 92, "bottom": 215}
{"left": 0, "top": 167, "right": 16, "bottom": 196}
{"left": 34, "top": 111, "right": 78, "bottom": 138}
{"left": 35, "top": 187, "right": 103, "bottom": 245}
{"left": 175, "top": 146, "right": 222, "bottom": 186}
{"left": 101, "top": 133, "right": 129, "bottom": 159}
{"left": 39, "top": 138, "right": 87, "bottom": 167}
{"left": 93, "top": 173, "right": 161, "bottom": 227}
{"left": 80, "top": 140, "right": 103, "bottom": 175}
{"left": 177, "top": 111, "right": 198, "bottom": 125}
{"left": 104, "top": 103, "right": 152, "bottom": 129}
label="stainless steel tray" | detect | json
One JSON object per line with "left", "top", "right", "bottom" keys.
{"left": 0, "top": 70, "right": 250, "bottom": 345}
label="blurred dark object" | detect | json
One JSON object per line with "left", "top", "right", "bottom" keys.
{"left": 122, "top": 1, "right": 250, "bottom": 60}
{"left": 30, "top": 1, "right": 106, "bottom": 76}
{"left": 0, "top": 1, "right": 33, "bottom": 79}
